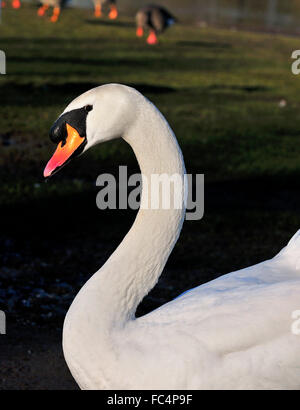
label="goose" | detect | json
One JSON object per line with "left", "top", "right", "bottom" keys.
{"left": 37, "top": 0, "right": 67, "bottom": 23}
{"left": 43, "top": 84, "right": 300, "bottom": 389}
{"left": 136, "top": 5, "right": 176, "bottom": 45}
{"left": 92, "top": 0, "right": 118, "bottom": 19}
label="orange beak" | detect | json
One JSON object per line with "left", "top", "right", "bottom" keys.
{"left": 44, "top": 123, "right": 86, "bottom": 178}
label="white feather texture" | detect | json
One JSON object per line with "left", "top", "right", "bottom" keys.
{"left": 60, "top": 84, "right": 300, "bottom": 390}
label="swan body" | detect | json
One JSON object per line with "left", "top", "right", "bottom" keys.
{"left": 44, "top": 84, "right": 300, "bottom": 390}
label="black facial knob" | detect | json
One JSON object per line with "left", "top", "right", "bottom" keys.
{"left": 49, "top": 106, "right": 92, "bottom": 145}
{"left": 49, "top": 120, "right": 67, "bottom": 144}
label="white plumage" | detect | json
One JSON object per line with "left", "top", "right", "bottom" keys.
{"left": 46, "top": 84, "right": 300, "bottom": 390}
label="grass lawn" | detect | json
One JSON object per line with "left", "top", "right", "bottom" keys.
{"left": 0, "top": 4, "right": 300, "bottom": 389}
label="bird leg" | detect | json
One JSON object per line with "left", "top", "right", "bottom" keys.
{"left": 37, "top": 4, "right": 49, "bottom": 16}
{"left": 94, "top": 3, "right": 102, "bottom": 17}
{"left": 108, "top": 4, "right": 118, "bottom": 20}
{"left": 12, "top": 0, "right": 20, "bottom": 8}
{"left": 136, "top": 26, "right": 144, "bottom": 37}
{"left": 147, "top": 30, "right": 158, "bottom": 45}
{"left": 50, "top": 6, "right": 60, "bottom": 22}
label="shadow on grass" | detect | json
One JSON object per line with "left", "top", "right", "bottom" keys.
{"left": 2, "top": 173, "right": 300, "bottom": 324}
{"left": 85, "top": 18, "right": 135, "bottom": 28}
{"left": 0, "top": 37, "right": 115, "bottom": 45}
{"left": 1, "top": 165, "right": 300, "bottom": 351}
{"left": 8, "top": 55, "right": 147, "bottom": 67}
{"left": 177, "top": 40, "right": 232, "bottom": 49}
{"left": 0, "top": 82, "right": 176, "bottom": 107}
{"left": 209, "top": 84, "right": 270, "bottom": 93}
{"left": 3, "top": 173, "right": 300, "bottom": 237}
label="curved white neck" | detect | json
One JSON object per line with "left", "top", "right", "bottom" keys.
{"left": 64, "top": 93, "right": 186, "bottom": 339}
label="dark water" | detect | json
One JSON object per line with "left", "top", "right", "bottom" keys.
{"left": 71, "top": 0, "right": 300, "bottom": 34}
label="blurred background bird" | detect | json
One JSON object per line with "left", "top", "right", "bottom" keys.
{"left": 92, "top": 0, "right": 118, "bottom": 19}
{"left": 136, "top": 4, "right": 176, "bottom": 45}
{"left": 37, "top": 0, "right": 68, "bottom": 23}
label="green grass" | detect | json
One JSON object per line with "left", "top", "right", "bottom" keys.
{"left": 1, "top": 5, "right": 300, "bottom": 190}
{"left": 1, "top": 5, "right": 300, "bottom": 323}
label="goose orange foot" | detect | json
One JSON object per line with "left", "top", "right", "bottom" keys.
{"left": 50, "top": 7, "right": 60, "bottom": 22}
{"left": 12, "top": 0, "right": 20, "bottom": 8}
{"left": 94, "top": 5, "right": 101, "bottom": 17}
{"left": 108, "top": 5, "right": 118, "bottom": 20}
{"left": 136, "top": 27, "right": 143, "bottom": 37}
{"left": 147, "top": 31, "right": 158, "bottom": 45}
{"left": 37, "top": 5, "right": 48, "bottom": 16}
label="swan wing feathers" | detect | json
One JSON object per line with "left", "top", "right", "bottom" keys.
{"left": 277, "top": 229, "right": 300, "bottom": 269}
{"left": 137, "top": 230, "right": 300, "bottom": 365}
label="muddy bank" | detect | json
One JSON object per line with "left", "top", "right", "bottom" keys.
{"left": 0, "top": 325, "right": 77, "bottom": 390}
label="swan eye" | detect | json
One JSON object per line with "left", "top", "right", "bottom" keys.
{"left": 85, "top": 105, "right": 93, "bottom": 112}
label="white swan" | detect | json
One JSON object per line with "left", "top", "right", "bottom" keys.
{"left": 43, "top": 84, "right": 300, "bottom": 390}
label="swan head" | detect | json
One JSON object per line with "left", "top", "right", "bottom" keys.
{"left": 43, "top": 84, "right": 136, "bottom": 178}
